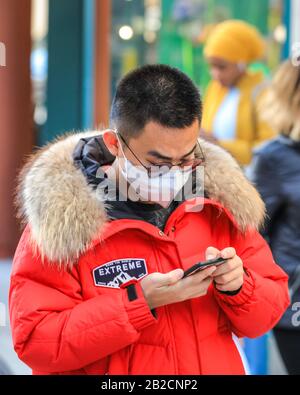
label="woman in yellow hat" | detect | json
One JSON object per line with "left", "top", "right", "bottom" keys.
{"left": 202, "top": 20, "right": 275, "bottom": 165}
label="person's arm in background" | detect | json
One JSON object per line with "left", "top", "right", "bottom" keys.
{"left": 219, "top": 140, "right": 253, "bottom": 166}
{"left": 252, "top": 87, "right": 277, "bottom": 148}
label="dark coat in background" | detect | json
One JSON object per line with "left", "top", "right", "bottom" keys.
{"left": 249, "top": 134, "right": 300, "bottom": 329}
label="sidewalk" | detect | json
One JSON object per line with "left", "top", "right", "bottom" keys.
{"left": 0, "top": 260, "right": 31, "bottom": 374}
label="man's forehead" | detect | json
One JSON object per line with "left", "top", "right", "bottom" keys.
{"left": 134, "top": 120, "right": 200, "bottom": 158}
{"left": 141, "top": 120, "right": 199, "bottom": 139}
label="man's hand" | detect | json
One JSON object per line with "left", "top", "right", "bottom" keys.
{"left": 205, "top": 246, "right": 244, "bottom": 293}
{"left": 140, "top": 266, "right": 217, "bottom": 310}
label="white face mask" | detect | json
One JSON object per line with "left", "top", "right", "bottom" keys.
{"left": 117, "top": 136, "right": 192, "bottom": 208}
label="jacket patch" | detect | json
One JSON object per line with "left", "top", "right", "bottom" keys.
{"left": 93, "top": 258, "right": 148, "bottom": 288}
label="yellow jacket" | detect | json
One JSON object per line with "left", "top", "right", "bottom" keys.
{"left": 202, "top": 71, "right": 275, "bottom": 165}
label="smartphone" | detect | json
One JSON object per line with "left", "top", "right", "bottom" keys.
{"left": 183, "top": 257, "right": 227, "bottom": 278}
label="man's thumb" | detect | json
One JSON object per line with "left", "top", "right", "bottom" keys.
{"left": 206, "top": 246, "right": 221, "bottom": 260}
{"left": 161, "top": 268, "right": 184, "bottom": 286}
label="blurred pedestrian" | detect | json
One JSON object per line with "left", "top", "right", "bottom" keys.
{"left": 202, "top": 20, "right": 275, "bottom": 165}
{"left": 249, "top": 59, "right": 300, "bottom": 375}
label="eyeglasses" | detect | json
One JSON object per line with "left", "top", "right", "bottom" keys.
{"left": 117, "top": 131, "right": 205, "bottom": 178}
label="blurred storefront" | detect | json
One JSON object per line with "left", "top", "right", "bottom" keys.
{"left": 0, "top": 0, "right": 33, "bottom": 258}
{"left": 110, "top": 0, "right": 286, "bottom": 95}
{"left": 34, "top": 0, "right": 294, "bottom": 146}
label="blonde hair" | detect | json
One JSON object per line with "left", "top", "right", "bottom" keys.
{"left": 260, "top": 60, "right": 300, "bottom": 141}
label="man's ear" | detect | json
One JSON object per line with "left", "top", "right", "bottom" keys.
{"left": 103, "top": 130, "right": 120, "bottom": 156}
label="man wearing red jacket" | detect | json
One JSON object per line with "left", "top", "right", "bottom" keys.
{"left": 10, "top": 65, "right": 289, "bottom": 375}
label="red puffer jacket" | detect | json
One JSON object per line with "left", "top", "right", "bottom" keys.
{"left": 10, "top": 131, "right": 290, "bottom": 375}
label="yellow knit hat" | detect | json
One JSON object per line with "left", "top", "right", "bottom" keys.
{"left": 204, "top": 20, "right": 265, "bottom": 64}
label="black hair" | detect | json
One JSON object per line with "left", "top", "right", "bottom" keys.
{"left": 110, "top": 64, "right": 202, "bottom": 139}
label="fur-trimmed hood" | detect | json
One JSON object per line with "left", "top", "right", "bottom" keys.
{"left": 15, "top": 130, "right": 265, "bottom": 266}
